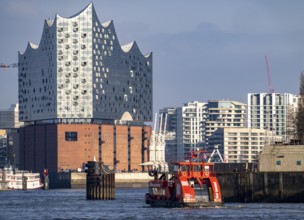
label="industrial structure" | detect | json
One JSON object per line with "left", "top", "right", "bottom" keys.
{"left": 140, "top": 113, "right": 168, "bottom": 172}
{"left": 259, "top": 144, "right": 304, "bottom": 172}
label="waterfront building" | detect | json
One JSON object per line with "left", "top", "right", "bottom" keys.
{"left": 247, "top": 93, "right": 299, "bottom": 142}
{"left": 208, "top": 127, "right": 267, "bottom": 163}
{"left": 0, "top": 135, "right": 7, "bottom": 168}
{"left": 19, "top": 123, "right": 150, "bottom": 173}
{"left": 0, "top": 105, "right": 22, "bottom": 168}
{"left": 203, "top": 100, "right": 247, "bottom": 145}
{"left": 18, "top": 3, "right": 152, "bottom": 123}
{"left": 176, "top": 101, "right": 207, "bottom": 160}
{"left": 17, "top": 3, "right": 152, "bottom": 173}
{"left": 259, "top": 144, "right": 304, "bottom": 172}
{"left": 0, "top": 104, "right": 23, "bottom": 129}
{"left": 163, "top": 132, "right": 177, "bottom": 170}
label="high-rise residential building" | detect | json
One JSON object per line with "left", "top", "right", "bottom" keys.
{"left": 159, "top": 107, "right": 177, "bottom": 132}
{"left": 18, "top": 3, "right": 152, "bottom": 123}
{"left": 247, "top": 93, "right": 299, "bottom": 142}
{"left": 203, "top": 100, "right": 247, "bottom": 145}
{"left": 0, "top": 104, "right": 22, "bottom": 168}
{"left": 17, "top": 4, "right": 152, "bottom": 173}
{"left": 0, "top": 104, "right": 23, "bottom": 129}
{"left": 208, "top": 127, "right": 267, "bottom": 163}
{"left": 176, "top": 101, "right": 207, "bottom": 160}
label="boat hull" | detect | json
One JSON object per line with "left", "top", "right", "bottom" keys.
{"left": 146, "top": 199, "right": 223, "bottom": 208}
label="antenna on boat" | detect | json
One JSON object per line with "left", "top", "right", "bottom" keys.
{"left": 208, "top": 145, "right": 224, "bottom": 162}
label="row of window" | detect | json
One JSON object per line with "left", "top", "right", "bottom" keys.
{"left": 276, "top": 160, "right": 302, "bottom": 166}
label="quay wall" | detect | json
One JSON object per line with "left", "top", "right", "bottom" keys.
{"left": 217, "top": 172, "right": 304, "bottom": 202}
{"left": 48, "top": 171, "right": 304, "bottom": 202}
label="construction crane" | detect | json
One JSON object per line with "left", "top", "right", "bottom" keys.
{"left": 265, "top": 56, "right": 274, "bottom": 93}
{"left": 0, "top": 63, "right": 18, "bottom": 69}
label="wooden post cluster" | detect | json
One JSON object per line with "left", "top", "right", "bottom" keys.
{"left": 86, "top": 161, "right": 115, "bottom": 200}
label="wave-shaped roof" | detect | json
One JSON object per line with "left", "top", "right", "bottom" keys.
{"left": 19, "top": 2, "right": 152, "bottom": 59}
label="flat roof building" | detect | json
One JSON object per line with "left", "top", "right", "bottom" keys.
{"left": 247, "top": 93, "right": 298, "bottom": 142}
{"left": 176, "top": 101, "right": 207, "bottom": 160}
{"left": 0, "top": 104, "right": 23, "bottom": 129}
{"left": 208, "top": 127, "right": 267, "bottom": 163}
{"left": 204, "top": 100, "right": 247, "bottom": 145}
{"left": 259, "top": 145, "right": 304, "bottom": 172}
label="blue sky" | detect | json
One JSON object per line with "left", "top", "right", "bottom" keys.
{"left": 1, "top": 0, "right": 304, "bottom": 113}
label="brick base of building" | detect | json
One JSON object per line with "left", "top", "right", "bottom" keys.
{"left": 19, "top": 123, "right": 151, "bottom": 174}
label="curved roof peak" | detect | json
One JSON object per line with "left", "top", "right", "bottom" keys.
{"left": 28, "top": 42, "right": 38, "bottom": 50}
{"left": 144, "top": 52, "right": 152, "bottom": 58}
{"left": 121, "top": 41, "right": 152, "bottom": 59}
{"left": 56, "top": 2, "right": 94, "bottom": 19}
{"left": 121, "top": 41, "right": 137, "bottom": 53}
{"left": 45, "top": 19, "right": 54, "bottom": 27}
{"left": 102, "top": 20, "right": 113, "bottom": 28}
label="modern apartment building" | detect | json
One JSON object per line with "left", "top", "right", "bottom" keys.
{"left": 159, "top": 107, "right": 177, "bottom": 132}
{"left": 0, "top": 104, "right": 23, "bottom": 129}
{"left": 18, "top": 3, "right": 152, "bottom": 123}
{"left": 203, "top": 100, "right": 247, "bottom": 145}
{"left": 176, "top": 101, "right": 207, "bottom": 160}
{"left": 0, "top": 104, "right": 22, "bottom": 168}
{"left": 208, "top": 127, "right": 267, "bottom": 163}
{"left": 247, "top": 93, "right": 299, "bottom": 142}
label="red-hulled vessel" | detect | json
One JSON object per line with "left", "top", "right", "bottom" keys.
{"left": 145, "top": 150, "right": 223, "bottom": 207}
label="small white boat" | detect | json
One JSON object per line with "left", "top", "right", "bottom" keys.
{"left": 0, "top": 166, "right": 43, "bottom": 190}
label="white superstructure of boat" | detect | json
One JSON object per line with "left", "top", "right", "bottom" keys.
{"left": 0, "top": 166, "right": 43, "bottom": 190}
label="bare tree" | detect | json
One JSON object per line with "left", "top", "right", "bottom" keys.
{"left": 286, "top": 105, "right": 297, "bottom": 142}
{"left": 296, "top": 72, "right": 304, "bottom": 142}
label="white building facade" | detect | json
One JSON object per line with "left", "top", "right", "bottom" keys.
{"left": 247, "top": 93, "right": 299, "bottom": 142}
{"left": 208, "top": 127, "right": 267, "bottom": 163}
{"left": 203, "top": 100, "right": 247, "bottom": 145}
{"left": 0, "top": 104, "right": 23, "bottom": 129}
{"left": 18, "top": 3, "right": 152, "bottom": 123}
{"left": 176, "top": 101, "right": 207, "bottom": 160}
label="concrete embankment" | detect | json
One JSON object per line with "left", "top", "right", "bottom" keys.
{"left": 217, "top": 172, "right": 304, "bottom": 202}
{"left": 48, "top": 171, "right": 304, "bottom": 202}
{"left": 48, "top": 172, "right": 154, "bottom": 189}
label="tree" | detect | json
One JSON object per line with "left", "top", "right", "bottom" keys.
{"left": 296, "top": 72, "right": 304, "bottom": 142}
{"left": 286, "top": 105, "right": 297, "bottom": 142}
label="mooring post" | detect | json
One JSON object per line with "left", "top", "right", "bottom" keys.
{"left": 85, "top": 161, "right": 115, "bottom": 200}
{"left": 279, "top": 172, "right": 284, "bottom": 201}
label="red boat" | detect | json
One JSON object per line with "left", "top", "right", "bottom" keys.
{"left": 145, "top": 150, "right": 223, "bottom": 207}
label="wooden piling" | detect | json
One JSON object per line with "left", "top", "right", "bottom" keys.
{"left": 86, "top": 161, "right": 115, "bottom": 200}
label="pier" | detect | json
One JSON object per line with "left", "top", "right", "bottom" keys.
{"left": 85, "top": 161, "right": 115, "bottom": 200}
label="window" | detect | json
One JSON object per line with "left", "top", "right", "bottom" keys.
{"left": 276, "top": 160, "right": 281, "bottom": 166}
{"left": 65, "top": 132, "right": 78, "bottom": 141}
{"left": 297, "top": 160, "right": 302, "bottom": 166}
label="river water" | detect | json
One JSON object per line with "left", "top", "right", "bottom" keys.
{"left": 0, "top": 188, "right": 304, "bottom": 219}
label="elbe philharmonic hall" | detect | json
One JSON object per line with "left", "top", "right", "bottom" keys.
{"left": 18, "top": 3, "right": 153, "bottom": 173}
